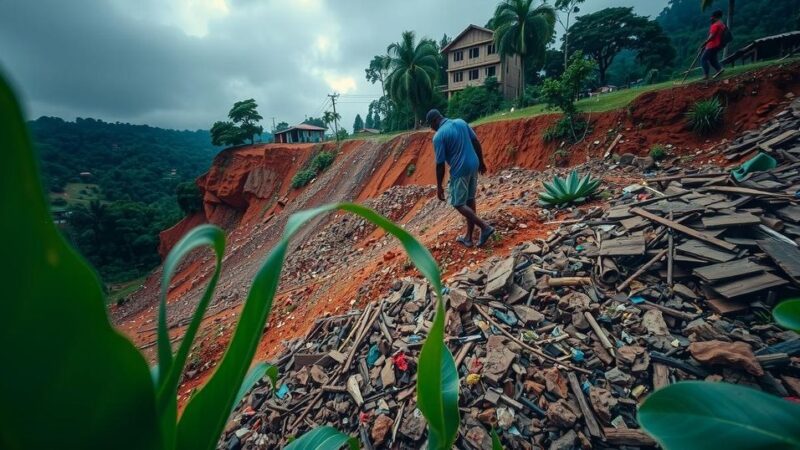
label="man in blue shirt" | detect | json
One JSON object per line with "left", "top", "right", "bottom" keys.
{"left": 427, "top": 109, "right": 494, "bottom": 247}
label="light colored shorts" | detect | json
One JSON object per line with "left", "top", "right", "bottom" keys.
{"left": 449, "top": 171, "right": 477, "bottom": 207}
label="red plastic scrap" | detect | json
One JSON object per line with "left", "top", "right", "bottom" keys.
{"left": 393, "top": 353, "right": 409, "bottom": 371}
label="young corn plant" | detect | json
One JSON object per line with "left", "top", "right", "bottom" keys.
{"left": 686, "top": 97, "right": 724, "bottom": 135}
{"left": 638, "top": 298, "right": 800, "bottom": 450}
{"left": 0, "top": 73, "right": 459, "bottom": 450}
{"left": 538, "top": 170, "right": 600, "bottom": 208}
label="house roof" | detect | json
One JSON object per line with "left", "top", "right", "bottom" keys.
{"left": 357, "top": 128, "right": 380, "bottom": 134}
{"left": 441, "top": 24, "right": 494, "bottom": 53}
{"left": 275, "top": 123, "right": 327, "bottom": 135}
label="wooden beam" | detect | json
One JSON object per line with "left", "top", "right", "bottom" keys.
{"left": 630, "top": 207, "right": 737, "bottom": 251}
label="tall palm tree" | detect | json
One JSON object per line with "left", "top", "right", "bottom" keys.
{"left": 322, "top": 110, "right": 341, "bottom": 140}
{"left": 701, "top": 0, "right": 735, "bottom": 57}
{"left": 492, "top": 0, "right": 557, "bottom": 101}
{"left": 385, "top": 31, "right": 440, "bottom": 127}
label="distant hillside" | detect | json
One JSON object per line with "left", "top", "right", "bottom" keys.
{"left": 31, "top": 116, "right": 223, "bottom": 284}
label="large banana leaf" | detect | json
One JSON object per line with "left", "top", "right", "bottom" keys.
{"left": 285, "top": 426, "right": 358, "bottom": 450}
{"left": 638, "top": 381, "right": 800, "bottom": 450}
{"left": 0, "top": 72, "right": 162, "bottom": 449}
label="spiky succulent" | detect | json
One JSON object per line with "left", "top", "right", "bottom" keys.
{"left": 539, "top": 170, "right": 600, "bottom": 207}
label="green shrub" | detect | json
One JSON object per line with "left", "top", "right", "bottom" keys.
{"left": 291, "top": 169, "right": 317, "bottom": 188}
{"left": 311, "top": 151, "right": 335, "bottom": 172}
{"left": 543, "top": 116, "right": 590, "bottom": 143}
{"left": 539, "top": 170, "right": 601, "bottom": 207}
{"left": 176, "top": 181, "right": 203, "bottom": 214}
{"left": 1, "top": 72, "right": 458, "bottom": 450}
{"left": 406, "top": 163, "right": 416, "bottom": 177}
{"left": 649, "top": 144, "right": 667, "bottom": 161}
{"left": 51, "top": 197, "right": 68, "bottom": 207}
{"left": 686, "top": 97, "right": 724, "bottom": 135}
{"left": 447, "top": 77, "right": 504, "bottom": 122}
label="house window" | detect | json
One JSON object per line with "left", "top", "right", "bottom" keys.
{"left": 469, "top": 69, "right": 479, "bottom": 80}
{"left": 453, "top": 50, "right": 463, "bottom": 62}
{"left": 486, "top": 66, "right": 496, "bottom": 77}
{"left": 453, "top": 71, "right": 464, "bottom": 82}
{"left": 469, "top": 47, "right": 479, "bottom": 59}
{"left": 487, "top": 44, "right": 496, "bottom": 55}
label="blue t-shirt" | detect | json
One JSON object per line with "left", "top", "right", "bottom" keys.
{"left": 433, "top": 118, "right": 479, "bottom": 179}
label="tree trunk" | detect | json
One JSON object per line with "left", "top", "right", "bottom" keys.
{"left": 563, "top": 11, "right": 571, "bottom": 69}
{"left": 723, "top": 0, "right": 735, "bottom": 59}
{"left": 519, "top": 55, "right": 526, "bottom": 103}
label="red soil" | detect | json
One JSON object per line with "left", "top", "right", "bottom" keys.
{"left": 111, "top": 62, "right": 800, "bottom": 408}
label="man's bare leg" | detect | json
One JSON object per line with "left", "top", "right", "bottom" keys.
{"left": 465, "top": 198, "right": 477, "bottom": 241}
{"left": 455, "top": 204, "right": 489, "bottom": 233}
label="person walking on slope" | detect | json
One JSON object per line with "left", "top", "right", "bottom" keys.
{"left": 700, "top": 9, "right": 727, "bottom": 80}
{"left": 426, "top": 109, "right": 494, "bottom": 248}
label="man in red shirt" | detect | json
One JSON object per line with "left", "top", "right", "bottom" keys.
{"left": 700, "top": 10, "right": 727, "bottom": 80}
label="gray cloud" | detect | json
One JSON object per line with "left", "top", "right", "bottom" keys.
{"left": 0, "top": 0, "right": 668, "bottom": 131}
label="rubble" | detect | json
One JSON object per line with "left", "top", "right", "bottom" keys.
{"left": 222, "top": 100, "right": 800, "bottom": 449}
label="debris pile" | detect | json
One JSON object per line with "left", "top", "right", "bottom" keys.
{"left": 221, "top": 101, "right": 800, "bottom": 449}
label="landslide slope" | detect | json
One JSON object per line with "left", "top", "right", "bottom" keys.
{"left": 113, "top": 62, "right": 800, "bottom": 376}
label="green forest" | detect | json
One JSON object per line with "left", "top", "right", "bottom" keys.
{"left": 359, "top": 0, "right": 799, "bottom": 130}
{"left": 32, "top": 116, "right": 220, "bottom": 284}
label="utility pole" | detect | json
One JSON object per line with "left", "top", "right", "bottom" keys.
{"left": 328, "top": 93, "right": 340, "bottom": 143}
{"left": 271, "top": 117, "right": 276, "bottom": 132}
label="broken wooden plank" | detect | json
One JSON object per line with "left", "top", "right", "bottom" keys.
{"left": 567, "top": 372, "right": 603, "bottom": 439}
{"left": 599, "top": 235, "right": 646, "bottom": 256}
{"left": 693, "top": 258, "right": 772, "bottom": 283}
{"left": 711, "top": 272, "right": 789, "bottom": 299}
{"left": 603, "top": 428, "right": 657, "bottom": 447}
{"left": 702, "top": 213, "right": 761, "bottom": 229}
{"left": 758, "top": 239, "right": 800, "bottom": 282}
{"left": 677, "top": 239, "right": 738, "bottom": 263}
{"left": 630, "top": 207, "right": 737, "bottom": 251}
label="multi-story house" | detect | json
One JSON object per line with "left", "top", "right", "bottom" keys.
{"left": 441, "top": 24, "right": 522, "bottom": 101}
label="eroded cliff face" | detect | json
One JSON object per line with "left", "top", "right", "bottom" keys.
{"left": 154, "top": 62, "right": 800, "bottom": 278}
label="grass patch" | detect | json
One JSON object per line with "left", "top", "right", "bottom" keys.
{"left": 50, "top": 182, "right": 101, "bottom": 207}
{"left": 473, "top": 57, "right": 800, "bottom": 126}
{"left": 107, "top": 276, "right": 146, "bottom": 306}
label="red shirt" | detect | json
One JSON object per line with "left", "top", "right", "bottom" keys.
{"left": 707, "top": 21, "right": 726, "bottom": 49}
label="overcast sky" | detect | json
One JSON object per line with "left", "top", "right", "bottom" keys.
{"left": 0, "top": 0, "right": 668, "bottom": 132}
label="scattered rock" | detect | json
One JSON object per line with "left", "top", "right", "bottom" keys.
{"left": 688, "top": 340, "right": 764, "bottom": 376}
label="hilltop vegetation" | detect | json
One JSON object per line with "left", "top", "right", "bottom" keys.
{"left": 32, "top": 116, "right": 220, "bottom": 282}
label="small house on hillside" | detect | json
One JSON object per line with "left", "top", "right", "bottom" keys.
{"left": 274, "top": 123, "right": 327, "bottom": 144}
{"left": 355, "top": 128, "right": 380, "bottom": 135}
{"left": 440, "top": 24, "right": 522, "bottom": 101}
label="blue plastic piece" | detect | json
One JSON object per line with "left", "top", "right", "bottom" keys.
{"left": 276, "top": 384, "right": 290, "bottom": 399}
{"left": 629, "top": 296, "right": 645, "bottom": 304}
{"left": 571, "top": 347, "right": 585, "bottom": 362}
{"left": 366, "top": 345, "right": 381, "bottom": 367}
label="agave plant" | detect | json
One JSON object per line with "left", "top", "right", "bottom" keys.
{"left": 539, "top": 170, "right": 600, "bottom": 207}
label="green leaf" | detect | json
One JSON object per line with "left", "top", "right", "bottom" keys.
{"left": 542, "top": 180, "right": 564, "bottom": 199}
{"left": 230, "top": 362, "right": 277, "bottom": 417}
{"left": 491, "top": 428, "right": 504, "bottom": 450}
{"left": 177, "top": 202, "right": 446, "bottom": 450}
{"left": 565, "top": 170, "right": 579, "bottom": 194}
{"left": 284, "top": 426, "right": 358, "bottom": 450}
{"left": 774, "top": 298, "right": 800, "bottom": 332}
{"left": 0, "top": 70, "right": 161, "bottom": 449}
{"left": 417, "top": 292, "right": 459, "bottom": 447}
{"left": 638, "top": 381, "right": 800, "bottom": 450}
{"left": 156, "top": 224, "right": 225, "bottom": 448}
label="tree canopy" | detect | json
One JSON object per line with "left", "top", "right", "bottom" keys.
{"left": 386, "top": 31, "right": 441, "bottom": 125}
{"left": 275, "top": 121, "right": 290, "bottom": 132}
{"left": 210, "top": 99, "right": 265, "bottom": 146}
{"left": 352, "top": 114, "right": 365, "bottom": 133}
{"left": 31, "top": 116, "right": 219, "bottom": 283}
{"left": 492, "top": 0, "right": 557, "bottom": 100}
{"left": 447, "top": 77, "right": 505, "bottom": 123}
{"left": 568, "top": 7, "right": 675, "bottom": 86}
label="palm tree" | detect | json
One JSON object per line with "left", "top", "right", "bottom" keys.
{"left": 492, "top": 0, "right": 557, "bottom": 101}
{"left": 701, "top": 0, "right": 735, "bottom": 57}
{"left": 385, "top": 31, "right": 440, "bottom": 127}
{"left": 322, "top": 110, "right": 341, "bottom": 140}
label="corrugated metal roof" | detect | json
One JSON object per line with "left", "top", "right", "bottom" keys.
{"left": 275, "top": 123, "right": 327, "bottom": 135}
